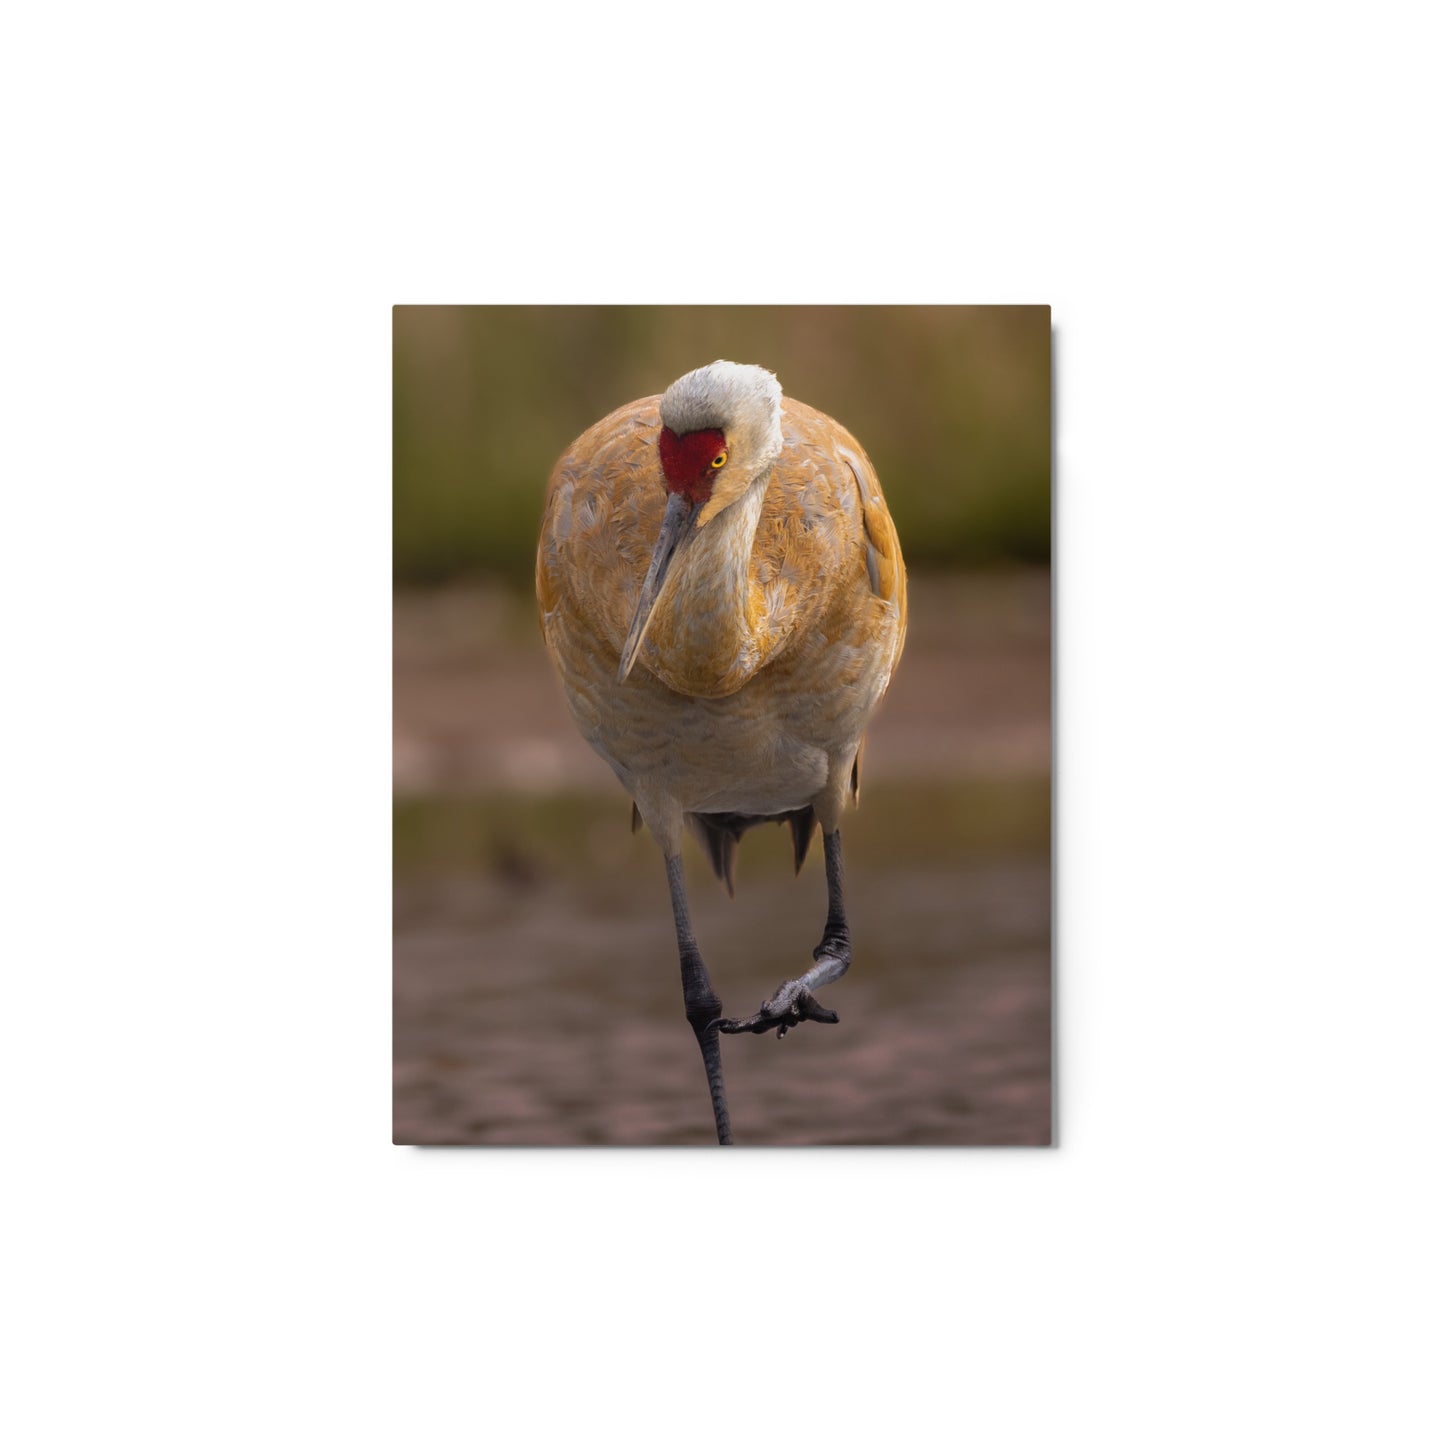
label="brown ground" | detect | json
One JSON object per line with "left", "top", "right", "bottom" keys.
{"left": 394, "top": 571, "right": 1052, "bottom": 1146}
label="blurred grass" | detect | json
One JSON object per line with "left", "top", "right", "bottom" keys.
{"left": 394, "top": 305, "right": 1051, "bottom": 587}
{"left": 393, "top": 775, "right": 1051, "bottom": 884}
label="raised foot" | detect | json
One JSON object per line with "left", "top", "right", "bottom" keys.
{"left": 717, "top": 979, "right": 839, "bottom": 1038}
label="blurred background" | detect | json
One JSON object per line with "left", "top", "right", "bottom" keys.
{"left": 394, "top": 306, "right": 1051, "bottom": 1145}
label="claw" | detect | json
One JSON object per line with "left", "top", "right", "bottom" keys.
{"left": 718, "top": 982, "right": 839, "bottom": 1037}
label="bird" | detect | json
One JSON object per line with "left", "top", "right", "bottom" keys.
{"left": 535, "top": 360, "right": 906, "bottom": 1144}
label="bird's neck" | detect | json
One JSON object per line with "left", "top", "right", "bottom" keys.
{"left": 646, "top": 478, "right": 770, "bottom": 698}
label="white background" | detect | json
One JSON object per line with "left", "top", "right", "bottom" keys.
{"left": 4, "top": 3, "right": 1441, "bottom": 1441}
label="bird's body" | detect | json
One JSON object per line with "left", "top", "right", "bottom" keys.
{"left": 539, "top": 393, "right": 905, "bottom": 848}
{"left": 535, "top": 361, "right": 906, "bottom": 1142}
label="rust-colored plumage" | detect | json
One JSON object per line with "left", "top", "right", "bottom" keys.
{"left": 535, "top": 360, "right": 906, "bottom": 1143}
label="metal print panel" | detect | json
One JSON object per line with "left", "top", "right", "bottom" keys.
{"left": 394, "top": 305, "right": 1052, "bottom": 1145}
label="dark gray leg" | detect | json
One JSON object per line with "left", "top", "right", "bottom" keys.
{"left": 719, "top": 829, "right": 852, "bottom": 1037}
{"left": 666, "top": 854, "right": 733, "bottom": 1145}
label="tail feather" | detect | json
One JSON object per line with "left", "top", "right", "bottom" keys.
{"left": 686, "top": 813, "right": 742, "bottom": 897}
{"left": 787, "top": 807, "right": 816, "bottom": 874}
{"left": 685, "top": 807, "right": 817, "bottom": 896}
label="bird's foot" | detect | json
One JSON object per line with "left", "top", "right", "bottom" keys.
{"left": 717, "top": 978, "right": 839, "bottom": 1038}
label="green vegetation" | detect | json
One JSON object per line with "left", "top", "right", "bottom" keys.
{"left": 393, "top": 775, "right": 1051, "bottom": 883}
{"left": 394, "top": 306, "right": 1051, "bottom": 587}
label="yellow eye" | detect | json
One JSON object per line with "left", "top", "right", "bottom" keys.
{"left": 710, "top": 451, "right": 728, "bottom": 469}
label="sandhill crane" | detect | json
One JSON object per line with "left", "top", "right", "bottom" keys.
{"left": 536, "top": 360, "right": 907, "bottom": 1144}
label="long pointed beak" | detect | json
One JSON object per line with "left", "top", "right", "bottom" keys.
{"left": 618, "top": 492, "right": 696, "bottom": 682}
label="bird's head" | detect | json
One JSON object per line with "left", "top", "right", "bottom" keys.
{"left": 657, "top": 360, "right": 783, "bottom": 527}
{"left": 618, "top": 361, "right": 782, "bottom": 682}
